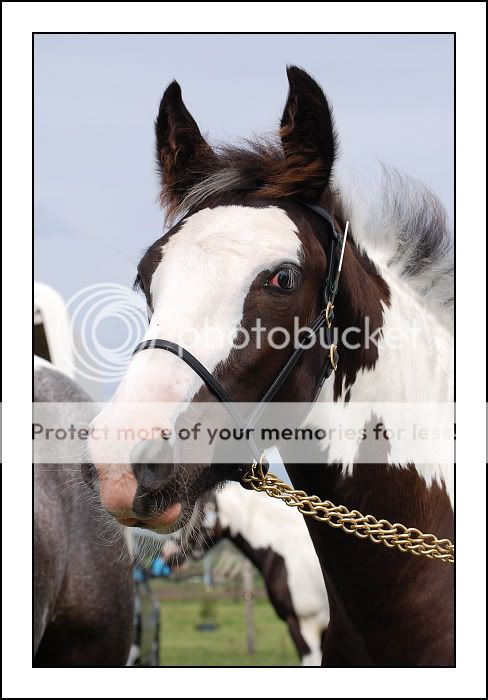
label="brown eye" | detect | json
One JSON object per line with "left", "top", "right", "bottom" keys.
{"left": 266, "top": 265, "right": 300, "bottom": 292}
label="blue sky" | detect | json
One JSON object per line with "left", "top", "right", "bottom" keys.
{"left": 34, "top": 33, "right": 453, "bottom": 397}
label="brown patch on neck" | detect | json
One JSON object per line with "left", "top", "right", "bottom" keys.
{"left": 286, "top": 459, "right": 454, "bottom": 666}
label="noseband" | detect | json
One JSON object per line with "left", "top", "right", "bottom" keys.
{"left": 132, "top": 202, "right": 348, "bottom": 474}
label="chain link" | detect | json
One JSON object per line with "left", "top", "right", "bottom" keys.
{"left": 242, "top": 463, "right": 455, "bottom": 564}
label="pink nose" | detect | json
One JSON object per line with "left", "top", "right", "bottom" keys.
{"left": 94, "top": 462, "right": 183, "bottom": 529}
{"left": 97, "top": 465, "right": 138, "bottom": 519}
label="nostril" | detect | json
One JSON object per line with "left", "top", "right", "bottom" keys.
{"left": 130, "top": 439, "right": 176, "bottom": 493}
{"left": 133, "top": 463, "right": 176, "bottom": 492}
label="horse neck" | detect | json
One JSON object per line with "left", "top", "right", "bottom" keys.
{"left": 307, "top": 244, "right": 454, "bottom": 476}
{"left": 287, "top": 248, "right": 454, "bottom": 665}
{"left": 285, "top": 457, "right": 454, "bottom": 665}
{"left": 339, "top": 261, "right": 452, "bottom": 402}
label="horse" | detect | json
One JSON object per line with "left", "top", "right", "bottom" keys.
{"left": 163, "top": 482, "right": 329, "bottom": 665}
{"left": 34, "top": 357, "right": 134, "bottom": 666}
{"left": 86, "top": 66, "right": 454, "bottom": 666}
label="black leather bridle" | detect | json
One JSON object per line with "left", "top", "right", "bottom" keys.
{"left": 132, "top": 202, "right": 348, "bottom": 477}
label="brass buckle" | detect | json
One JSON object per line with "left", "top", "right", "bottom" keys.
{"left": 329, "top": 344, "right": 338, "bottom": 371}
{"left": 323, "top": 301, "right": 334, "bottom": 328}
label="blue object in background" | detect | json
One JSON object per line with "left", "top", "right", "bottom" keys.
{"left": 151, "top": 557, "right": 171, "bottom": 578}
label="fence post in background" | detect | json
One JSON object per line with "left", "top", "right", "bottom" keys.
{"left": 242, "top": 559, "right": 256, "bottom": 655}
{"left": 203, "top": 554, "right": 213, "bottom": 590}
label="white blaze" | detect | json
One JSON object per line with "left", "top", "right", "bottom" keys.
{"left": 114, "top": 205, "right": 301, "bottom": 405}
{"left": 90, "top": 205, "right": 301, "bottom": 463}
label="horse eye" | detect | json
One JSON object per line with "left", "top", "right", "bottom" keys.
{"left": 266, "top": 266, "right": 299, "bottom": 292}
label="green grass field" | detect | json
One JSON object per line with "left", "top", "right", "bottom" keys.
{"left": 159, "top": 597, "right": 299, "bottom": 666}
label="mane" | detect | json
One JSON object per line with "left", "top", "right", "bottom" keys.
{"left": 169, "top": 138, "right": 453, "bottom": 331}
{"left": 341, "top": 169, "right": 454, "bottom": 331}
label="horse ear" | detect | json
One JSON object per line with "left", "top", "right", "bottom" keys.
{"left": 155, "top": 81, "right": 215, "bottom": 214}
{"left": 280, "top": 66, "right": 338, "bottom": 201}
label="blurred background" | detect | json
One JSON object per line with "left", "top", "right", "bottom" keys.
{"left": 131, "top": 536, "right": 300, "bottom": 666}
{"left": 34, "top": 34, "right": 454, "bottom": 666}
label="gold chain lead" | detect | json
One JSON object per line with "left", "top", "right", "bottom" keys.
{"left": 242, "top": 463, "right": 454, "bottom": 564}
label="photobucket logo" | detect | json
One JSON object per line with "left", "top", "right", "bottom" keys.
{"left": 61, "top": 283, "right": 148, "bottom": 383}
{"left": 165, "top": 316, "right": 413, "bottom": 355}
{"left": 234, "top": 316, "right": 418, "bottom": 353}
